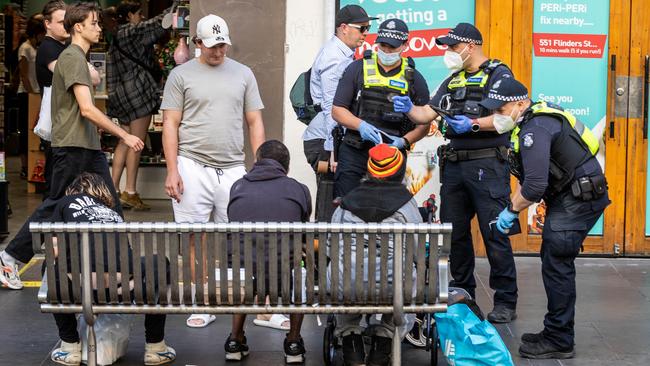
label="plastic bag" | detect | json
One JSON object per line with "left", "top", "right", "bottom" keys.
{"left": 34, "top": 86, "right": 52, "bottom": 141}
{"left": 79, "top": 314, "right": 132, "bottom": 365}
{"left": 434, "top": 303, "right": 514, "bottom": 366}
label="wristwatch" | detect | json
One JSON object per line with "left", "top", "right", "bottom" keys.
{"left": 471, "top": 119, "right": 480, "bottom": 132}
{"left": 507, "top": 202, "right": 520, "bottom": 214}
{"left": 402, "top": 136, "right": 412, "bottom": 150}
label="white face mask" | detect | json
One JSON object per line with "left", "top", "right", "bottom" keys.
{"left": 443, "top": 44, "right": 470, "bottom": 72}
{"left": 493, "top": 107, "right": 521, "bottom": 134}
{"left": 377, "top": 48, "right": 401, "bottom": 66}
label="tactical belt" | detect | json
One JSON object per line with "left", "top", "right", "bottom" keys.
{"left": 440, "top": 146, "right": 508, "bottom": 162}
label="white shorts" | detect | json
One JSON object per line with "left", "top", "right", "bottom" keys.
{"left": 172, "top": 156, "right": 246, "bottom": 223}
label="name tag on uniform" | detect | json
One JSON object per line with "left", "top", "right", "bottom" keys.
{"left": 389, "top": 80, "right": 406, "bottom": 89}
{"left": 466, "top": 77, "right": 484, "bottom": 83}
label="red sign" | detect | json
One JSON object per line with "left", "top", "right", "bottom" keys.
{"left": 533, "top": 33, "right": 607, "bottom": 58}
{"left": 354, "top": 28, "right": 451, "bottom": 59}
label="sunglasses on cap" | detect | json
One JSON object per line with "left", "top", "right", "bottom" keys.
{"left": 347, "top": 23, "right": 371, "bottom": 33}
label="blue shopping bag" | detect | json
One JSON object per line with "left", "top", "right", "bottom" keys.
{"left": 434, "top": 303, "right": 514, "bottom": 366}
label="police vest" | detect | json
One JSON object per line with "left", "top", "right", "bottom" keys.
{"left": 509, "top": 101, "right": 599, "bottom": 196}
{"left": 353, "top": 51, "right": 415, "bottom": 137}
{"left": 444, "top": 59, "right": 507, "bottom": 139}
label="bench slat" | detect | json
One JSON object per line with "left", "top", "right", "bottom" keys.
{"left": 119, "top": 233, "right": 131, "bottom": 304}
{"left": 281, "top": 232, "right": 290, "bottom": 304}
{"left": 106, "top": 233, "right": 119, "bottom": 304}
{"left": 368, "top": 232, "right": 377, "bottom": 304}
{"left": 181, "top": 233, "right": 192, "bottom": 305}
{"left": 207, "top": 232, "right": 217, "bottom": 305}
{"left": 342, "top": 232, "right": 352, "bottom": 305}
{"left": 131, "top": 233, "right": 145, "bottom": 305}
{"left": 355, "top": 230, "right": 364, "bottom": 304}
{"left": 404, "top": 234, "right": 414, "bottom": 305}
{"left": 56, "top": 233, "right": 70, "bottom": 304}
{"left": 94, "top": 233, "right": 107, "bottom": 304}
{"left": 305, "top": 233, "right": 315, "bottom": 305}
{"left": 416, "top": 233, "right": 427, "bottom": 305}
{"left": 243, "top": 232, "right": 253, "bottom": 304}
{"left": 168, "top": 233, "right": 180, "bottom": 305}
{"left": 156, "top": 233, "right": 168, "bottom": 306}
{"left": 232, "top": 232, "right": 241, "bottom": 305}
{"left": 144, "top": 232, "right": 156, "bottom": 305}
{"left": 428, "top": 234, "right": 437, "bottom": 303}
{"left": 218, "top": 232, "right": 228, "bottom": 305}
{"left": 293, "top": 231, "right": 303, "bottom": 305}
{"left": 269, "top": 232, "right": 278, "bottom": 305}
{"left": 330, "top": 232, "right": 340, "bottom": 305}
{"left": 194, "top": 233, "right": 204, "bottom": 306}
{"left": 379, "top": 233, "right": 389, "bottom": 304}
{"left": 317, "top": 230, "right": 327, "bottom": 305}
{"left": 69, "top": 234, "right": 82, "bottom": 304}
{"left": 255, "top": 234, "right": 266, "bottom": 305}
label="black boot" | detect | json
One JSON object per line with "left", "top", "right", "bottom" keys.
{"left": 521, "top": 330, "right": 545, "bottom": 343}
{"left": 342, "top": 334, "right": 365, "bottom": 366}
{"left": 366, "top": 336, "right": 392, "bottom": 366}
{"left": 487, "top": 305, "right": 517, "bottom": 323}
{"left": 519, "top": 338, "right": 575, "bottom": 359}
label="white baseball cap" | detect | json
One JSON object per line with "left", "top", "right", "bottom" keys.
{"left": 196, "top": 14, "right": 231, "bottom": 47}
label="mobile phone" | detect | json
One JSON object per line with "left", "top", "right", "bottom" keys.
{"left": 430, "top": 106, "right": 455, "bottom": 119}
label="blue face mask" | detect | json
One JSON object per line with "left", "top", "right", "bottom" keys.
{"left": 377, "top": 48, "right": 401, "bottom": 66}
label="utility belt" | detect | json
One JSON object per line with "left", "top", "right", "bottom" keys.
{"left": 342, "top": 130, "right": 375, "bottom": 150}
{"left": 437, "top": 145, "right": 508, "bottom": 163}
{"left": 570, "top": 174, "right": 607, "bottom": 201}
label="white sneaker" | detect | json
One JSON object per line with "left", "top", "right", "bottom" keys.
{"left": 51, "top": 341, "right": 81, "bottom": 366}
{"left": 144, "top": 340, "right": 176, "bottom": 365}
{"left": 0, "top": 252, "right": 23, "bottom": 290}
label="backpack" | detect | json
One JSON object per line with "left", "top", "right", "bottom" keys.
{"left": 290, "top": 68, "right": 321, "bottom": 125}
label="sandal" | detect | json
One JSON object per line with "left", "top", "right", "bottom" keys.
{"left": 186, "top": 314, "right": 216, "bottom": 328}
{"left": 253, "top": 314, "right": 290, "bottom": 330}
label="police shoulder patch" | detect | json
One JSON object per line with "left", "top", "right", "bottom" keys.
{"left": 522, "top": 133, "right": 534, "bottom": 148}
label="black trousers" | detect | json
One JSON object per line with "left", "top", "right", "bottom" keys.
{"left": 540, "top": 191, "right": 608, "bottom": 349}
{"left": 303, "top": 139, "right": 335, "bottom": 221}
{"left": 440, "top": 156, "right": 518, "bottom": 308}
{"left": 5, "top": 147, "right": 122, "bottom": 263}
{"left": 54, "top": 313, "right": 166, "bottom": 344}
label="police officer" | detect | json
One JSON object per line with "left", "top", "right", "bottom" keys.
{"left": 331, "top": 19, "right": 431, "bottom": 198}
{"left": 482, "top": 78, "right": 610, "bottom": 359}
{"left": 394, "top": 23, "right": 518, "bottom": 323}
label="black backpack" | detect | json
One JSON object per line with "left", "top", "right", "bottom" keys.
{"left": 290, "top": 68, "right": 321, "bottom": 125}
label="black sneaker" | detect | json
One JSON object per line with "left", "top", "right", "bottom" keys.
{"left": 342, "top": 334, "right": 365, "bottom": 366}
{"left": 284, "top": 336, "right": 306, "bottom": 364}
{"left": 487, "top": 305, "right": 517, "bottom": 323}
{"left": 366, "top": 336, "right": 392, "bottom": 366}
{"left": 521, "top": 330, "right": 545, "bottom": 343}
{"left": 519, "top": 338, "right": 575, "bottom": 359}
{"left": 224, "top": 334, "right": 249, "bottom": 361}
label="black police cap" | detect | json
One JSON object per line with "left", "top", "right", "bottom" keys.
{"left": 335, "top": 5, "right": 378, "bottom": 27}
{"left": 436, "top": 22, "right": 483, "bottom": 46}
{"left": 479, "top": 77, "right": 529, "bottom": 110}
{"left": 376, "top": 19, "right": 409, "bottom": 48}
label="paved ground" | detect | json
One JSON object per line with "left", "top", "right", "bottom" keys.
{"left": 2, "top": 157, "right": 649, "bottom": 365}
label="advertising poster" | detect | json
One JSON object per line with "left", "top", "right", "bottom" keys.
{"left": 339, "top": 0, "right": 475, "bottom": 221}
{"left": 529, "top": 0, "right": 609, "bottom": 235}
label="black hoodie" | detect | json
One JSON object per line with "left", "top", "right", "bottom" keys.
{"left": 227, "top": 159, "right": 312, "bottom": 222}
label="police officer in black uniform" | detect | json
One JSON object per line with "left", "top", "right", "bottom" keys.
{"left": 394, "top": 23, "right": 518, "bottom": 323}
{"left": 480, "top": 77, "right": 610, "bottom": 359}
{"left": 331, "top": 19, "right": 431, "bottom": 198}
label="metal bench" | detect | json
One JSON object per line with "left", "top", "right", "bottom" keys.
{"left": 30, "top": 222, "right": 451, "bottom": 366}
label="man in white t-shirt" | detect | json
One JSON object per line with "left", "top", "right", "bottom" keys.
{"left": 161, "top": 14, "right": 265, "bottom": 330}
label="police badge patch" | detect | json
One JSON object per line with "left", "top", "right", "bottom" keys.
{"left": 522, "top": 133, "right": 534, "bottom": 148}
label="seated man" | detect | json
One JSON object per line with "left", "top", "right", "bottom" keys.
{"left": 48, "top": 173, "right": 175, "bottom": 366}
{"left": 225, "top": 140, "right": 312, "bottom": 363}
{"left": 330, "top": 144, "right": 421, "bottom": 366}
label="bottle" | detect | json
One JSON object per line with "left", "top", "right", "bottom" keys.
{"left": 173, "top": 36, "right": 190, "bottom": 64}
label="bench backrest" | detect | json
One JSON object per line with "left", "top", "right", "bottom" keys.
{"left": 31, "top": 222, "right": 451, "bottom": 312}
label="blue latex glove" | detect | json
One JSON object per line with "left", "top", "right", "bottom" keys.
{"left": 495, "top": 207, "right": 518, "bottom": 234}
{"left": 444, "top": 115, "right": 473, "bottom": 134}
{"left": 393, "top": 95, "right": 414, "bottom": 113}
{"left": 389, "top": 136, "right": 405, "bottom": 149}
{"left": 358, "top": 120, "right": 381, "bottom": 144}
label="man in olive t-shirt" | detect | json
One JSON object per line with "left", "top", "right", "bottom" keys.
{"left": 0, "top": 3, "right": 145, "bottom": 292}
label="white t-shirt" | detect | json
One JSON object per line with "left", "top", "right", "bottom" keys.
{"left": 18, "top": 41, "right": 39, "bottom": 93}
{"left": 160, "top": 58, "right": 264, "bottom": 168}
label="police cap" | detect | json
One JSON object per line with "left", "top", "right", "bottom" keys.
{"left": 479, "top": 77, "right": 529, "bottom": 110}
{"left": 376, "top": 19, "right": 409, "bottom": 48}
{"left": 436, "top": 22, "right": 483, "bottom": 46}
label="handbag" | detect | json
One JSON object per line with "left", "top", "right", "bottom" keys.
{"left": 34, "top": 86, "right": 52, "bottom": 141}
{"left": 113, "top": 39, "right": 163, "bottom": 83}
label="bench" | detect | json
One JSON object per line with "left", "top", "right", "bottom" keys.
{"left": 30, "top": 221, "right": 451, "bottom": 366}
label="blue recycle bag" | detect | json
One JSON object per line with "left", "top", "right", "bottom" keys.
{"left": 434, "top": 303, "right": 514, "bottom": 366}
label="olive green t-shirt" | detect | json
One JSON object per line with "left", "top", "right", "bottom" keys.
{"left": 51, "top": 44, "right": 100, "bottom": 150}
